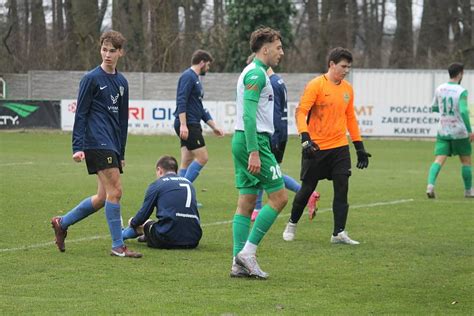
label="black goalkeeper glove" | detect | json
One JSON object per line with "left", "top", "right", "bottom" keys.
{"left": 301, "top": 132, "right": 319, "bottom": 159}
{"left": 353, "top": 141, "right": 371, "bottom": 169}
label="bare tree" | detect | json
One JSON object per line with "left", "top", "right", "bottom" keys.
{"left": 389, "top": 0, "right": 413, "bottom": 68}
{"left": 112, "top": 0, "right": 146, "bottom": 71}
{"left": 148, "top": 0, "right": 180, "bottom": 72}
{"left": 360, "top": 0, "right": 385, "bottom": 67}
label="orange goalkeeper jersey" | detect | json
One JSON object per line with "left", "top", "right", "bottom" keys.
{"left": 295, "top": 74, "right": 362, "bottom": 150}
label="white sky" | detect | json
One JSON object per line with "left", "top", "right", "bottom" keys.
{"left": 0, "top": 0, "right": 426, "bottom": 33}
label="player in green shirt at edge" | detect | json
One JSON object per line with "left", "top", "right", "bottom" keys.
{"left": 426, "top": 62, "right": 474, "bottom": 198}
{"left": 230, "top": 27, "right": 287, "bottom": 279}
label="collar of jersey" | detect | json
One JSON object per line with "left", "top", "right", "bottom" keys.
{"left": 253, "top": 58, "right": 269, "bottom": 70}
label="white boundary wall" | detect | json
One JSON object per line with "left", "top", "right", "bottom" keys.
{"left": 60, "top": 70, "right": 473, "bottom": 137}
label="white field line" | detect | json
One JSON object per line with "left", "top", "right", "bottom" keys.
{"left": 0, "top": 162, "right": 34, "bottom": 166}
{"left": 0, "top": 198, "right": 413, "bottom": 253}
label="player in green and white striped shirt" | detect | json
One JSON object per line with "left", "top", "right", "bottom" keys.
{"left": 230, "top": 27, "right": 287, "bottom": 279}
{"left": 426, "top": 62, "right": 474, "bottom": 198}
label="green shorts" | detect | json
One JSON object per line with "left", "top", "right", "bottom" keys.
{"left": 232, "top": 131, "right": 285, "bottom": 195}
{"left": 434, "top": 137, "right": 472, "bottom": 156}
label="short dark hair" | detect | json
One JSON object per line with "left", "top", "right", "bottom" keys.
{"left": 249, "top": 27, "right": 282, "bottom": 53}
{"left": 100, "top": 30, "right": 126, "bottom": 49}
{"left": 327, "top": 47, "right": 353, "bottom": 67}
{"left": 156, "top": 155, "right": 178, "bottom": 173}
{"left": 191, "top": 49, "right": 214, "bottom": 65}
{"left": 448, "top": 62, "right": 464, "bottom": 78}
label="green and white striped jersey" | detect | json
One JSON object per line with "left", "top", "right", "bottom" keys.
{"left": 235, "top": 58, "right": 274, "bottom": 135}
{"left": 432, "top": 82, "right": 469, "bottom": 139}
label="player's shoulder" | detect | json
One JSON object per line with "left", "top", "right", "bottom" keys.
{"left": 341, "top": 79, "right": 353, "bottom": 91}
{"left": 244, "top": 64, "right": 267, "bottom": 83}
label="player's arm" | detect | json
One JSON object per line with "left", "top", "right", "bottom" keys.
{"left": 203, "top": 108, "right": 224, "bottom": 136}
{"left": 346, "top": 89, "right": 371, "bottom": 169}
{"left": 459, "top": 91, "right": 472, "bottom": 134}
{"left": 130, "top": 183, "right": 159, "bottom": 229}
{"left": 296, "top": 80, "right": 320, "bottom": 158}
{"left": 176, "top": 74, "right": 193, "bottom": 140}
{"left": 346, "top": 89, "right": 362, "bottom": 142}
{"left": 243, "top": 69, "right": 266, "bottom": 174}
{"left": 119, "top": 80, "right": 129, "bottom": 164}
{"left": 271, "top": 81, "right": 283, "bottom": 148}
{"left": 72, "top": 75, "right": 94, "bottom": 162}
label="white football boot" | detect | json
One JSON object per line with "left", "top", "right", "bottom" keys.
{"left": 282, "top": 222, "right": 297, "bottom": 241}
{"left": 330, "top": 231, "right": 360, "bottom": 245}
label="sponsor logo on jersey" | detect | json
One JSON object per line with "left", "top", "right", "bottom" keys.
{"left": 111, "top": 93, "right": 119, "bottom": 105}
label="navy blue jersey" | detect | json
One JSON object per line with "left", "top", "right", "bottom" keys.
{"left": 130, "top": 173, "right": 202, "bottom": 246}
{"left": 173, "top": 68, "right": 212, "bottom": 125}
{"left": 72, "top": 66, "right": 129, "bottom": 159}
{"left": 270, "top": 74, "right": 288, "bottom": 145}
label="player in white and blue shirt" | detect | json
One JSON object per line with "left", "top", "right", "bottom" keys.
{"left": 122, "top": 156, "right": 202, "bottom": 249}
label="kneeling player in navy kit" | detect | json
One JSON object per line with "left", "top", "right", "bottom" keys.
{"left": 122, "top": 156, "right": 202, "bottom": 249}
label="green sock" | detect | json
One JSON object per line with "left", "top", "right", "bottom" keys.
{"left": 248, "top": 204, "right": 279, "bottom": 246}
{"left": 232, "top": 214, "right": 251, "bottom": 257}
{"left": 461, "top": 165, "right": 472, "bottom": 190}
{"left": 428, "top": 162, "right": 442, "bottom": 185}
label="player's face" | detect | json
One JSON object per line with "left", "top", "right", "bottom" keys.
{"left": 264, "top": 39, "right": 284, "bottom": 68}
{"left": 100, "top": 41, "right": 123, "bottom": 71}
{"left": 330, "top": 59, "right": 351, "bottom": 83}
{"left": 200, "top": 61, "right": 211, "bottom": 76}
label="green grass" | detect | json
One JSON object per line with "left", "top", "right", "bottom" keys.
{"left": 0, "top": 131, "right": 473, "bottom": 314}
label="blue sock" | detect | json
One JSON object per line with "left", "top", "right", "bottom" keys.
{"left": 178, "top": 168, "right": 187, "bottom": 177}
{"left": 185, "top": 161, "right": 204, "bottom": 182}
{"left": 255, "top": 190, "right": 264, "bottom": 210}
{"left": 283, "top": 174, "right": 301, "bottom": 192}
{"left": 61, "top": 197, "right": 96, "bottom": 229}
{"left": 105, "top": 201, "right": 124, "bottom": 248}
{"left": 122, "top": 227, "right": 138, "bottom": 240}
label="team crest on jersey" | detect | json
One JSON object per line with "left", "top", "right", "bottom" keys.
{"left": 119, "top": 86, "right": 124, "bottom": 96}
{"left": 268, "top": 94, "right": 273, "bottom": 101}
{"left": 111, "top": 93, "right": 119, "bottom": 104}
{"left": 343, "top": 92, "right": 350, "bottom": 103}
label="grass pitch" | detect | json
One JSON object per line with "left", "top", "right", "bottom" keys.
{"left": 0, "top": 131, "right": 472, "bottom": 314}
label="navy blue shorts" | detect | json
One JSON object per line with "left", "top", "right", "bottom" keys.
{"left": 143, "top": 221, "right": 198, "bottom": 249}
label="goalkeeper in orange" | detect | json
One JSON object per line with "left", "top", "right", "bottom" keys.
{"left": 282, "top": 47, "right": 371, "bottom": 245}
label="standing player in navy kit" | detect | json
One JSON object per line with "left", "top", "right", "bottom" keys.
{"left": 51, "top": 30, "right": 142, "bottom": 258}
{"left": 174, "top": 49, "right": 224, "bottom": 183}
{"left": 121, "top": 156, "right": 202, "bottom": 249}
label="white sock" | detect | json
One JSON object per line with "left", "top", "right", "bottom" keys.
{"left": 240, "top": 241, "right": 257, "bottom": 255}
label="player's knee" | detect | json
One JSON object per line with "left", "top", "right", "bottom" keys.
{"left": 269, "top": 189, "right": 288, "bottom": 211}
{"left": 196, "top": 155, "right": 208, "bottom": 165}
{"left": 107, "top": 186, "right": 122, "bottom": 201}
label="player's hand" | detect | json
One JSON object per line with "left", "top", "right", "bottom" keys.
{"left": 469, "top": 132, "right": 474, "bottom": 142}
{"left": 213, "top": 127, "right": 225, "bottom": 137}
{"left": 353, "top": 141, "right": 371, "bottom": 169}
{"left": 121, "top": 160, "right": 125, "bottom": 168}
{"left": 301, "top": 132, "right": 319, "bottom": 159}
{"left": 72, "top": 151, "right": 85, "bottom": 162}
{"left": 248, "top": 151, "right": 261, "bottom": 174}
{"left": 180, "top": 125, "right": 189, "bottom": 140}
